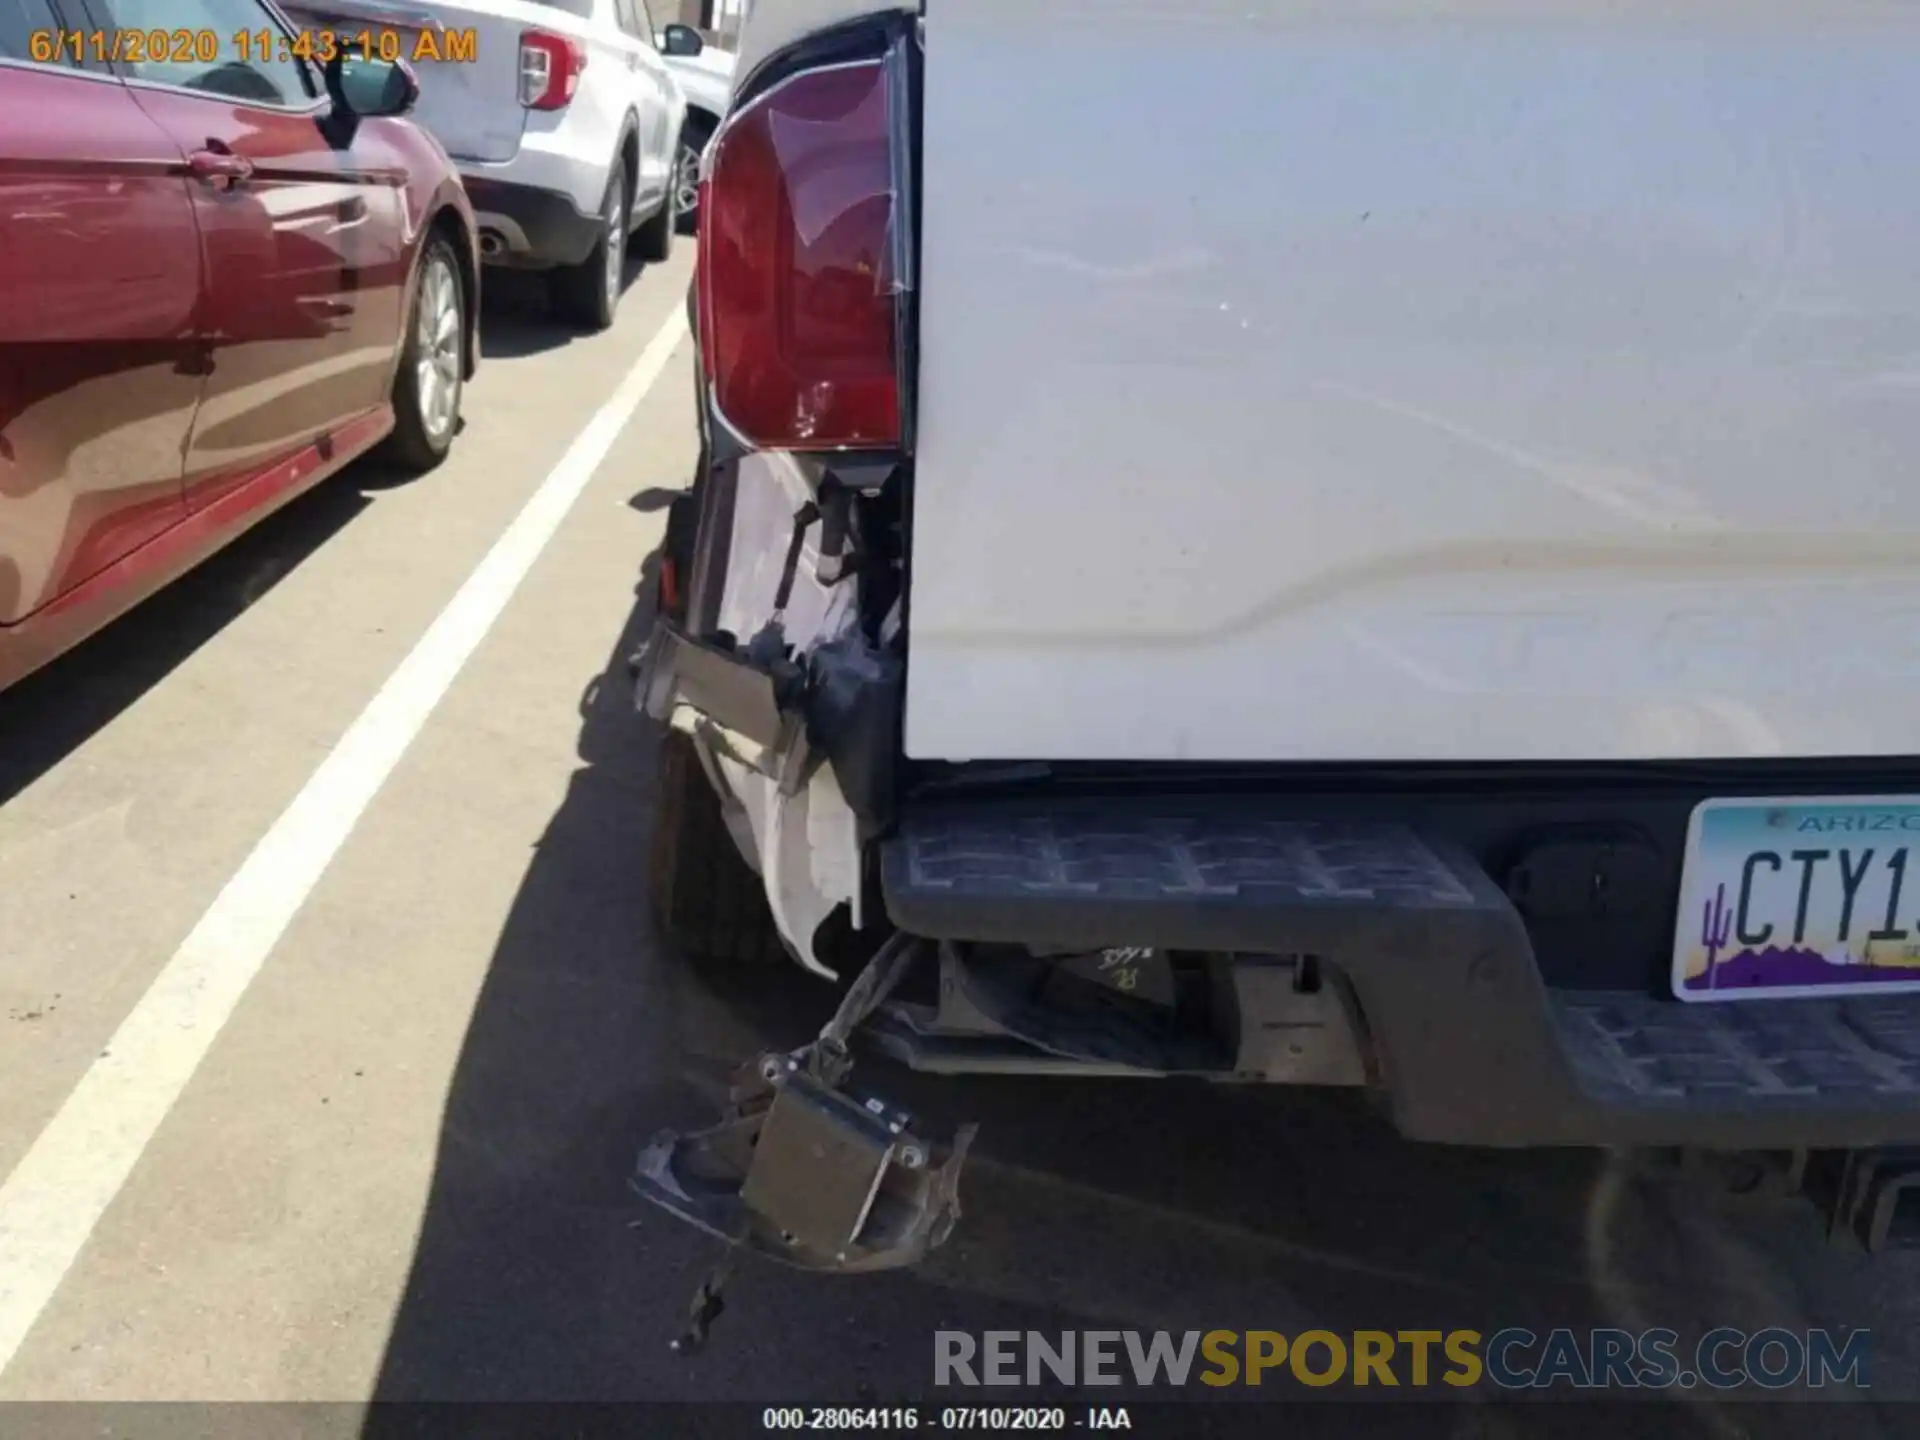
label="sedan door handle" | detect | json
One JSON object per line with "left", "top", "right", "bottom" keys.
{"left": 188, "top": 148, "right": 253, "bottom": 191}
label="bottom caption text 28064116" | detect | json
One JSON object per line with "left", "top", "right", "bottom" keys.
{"left": 761, "top": 1409, "right": 1133, "bottom": 1431}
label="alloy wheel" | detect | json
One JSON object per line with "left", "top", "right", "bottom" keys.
{"left": 604, "top": 171, "right": 627, "bottom": 312}
{"left": 673, "top": 140, "right": 701, "bottom": 222}
{"left": 413, "top": 253, "right": 462, "bottom": 446}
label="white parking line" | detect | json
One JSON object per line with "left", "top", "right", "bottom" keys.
{"left": 0, "top": 308, "right": 689, "bottom": 1380}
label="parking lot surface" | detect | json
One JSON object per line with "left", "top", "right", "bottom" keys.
{"left": 1, "top": 252, "right": 1917, "bottom": 1433}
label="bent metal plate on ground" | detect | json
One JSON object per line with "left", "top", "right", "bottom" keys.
{"left": 1673, "top": 797, "right": 1920, "bottom": 1003}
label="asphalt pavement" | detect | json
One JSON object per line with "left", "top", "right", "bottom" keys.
{"left": 1, "top": 249, "right": 1917, "bottom": 1436}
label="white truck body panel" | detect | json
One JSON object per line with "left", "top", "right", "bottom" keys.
{"left": 905, "top": 0, "right": 1920, "bottom": 763}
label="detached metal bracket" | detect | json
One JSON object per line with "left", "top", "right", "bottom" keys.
{"left": 636, "top": 1058, "right": 972, "bottom": 1271}
{"left": 633, "top": 937, "right": 976, "bottom": 1348}
{"left": 635, "top": 619, "right": 792, "bottom": 753}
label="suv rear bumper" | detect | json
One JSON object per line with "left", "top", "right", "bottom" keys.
{"left": 881, "top": 802, "right": 1920, "bottom": 1149}
{"left": 461, "top": 176, "right": 603, "bottom": 268}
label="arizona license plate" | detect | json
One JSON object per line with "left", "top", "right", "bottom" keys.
{"left": 1674, "top": 797, "right": 1920, "bottom": 1002}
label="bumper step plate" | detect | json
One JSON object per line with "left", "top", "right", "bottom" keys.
{"left": 880, "top": 800, "right": 1920, "bottom": 1148}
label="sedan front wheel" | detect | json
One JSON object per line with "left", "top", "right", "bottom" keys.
{"left": 381, "top": 235, "right": 465, "bottom": 473}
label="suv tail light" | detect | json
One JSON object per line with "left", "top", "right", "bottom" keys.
{"left": 519, "top": 30, "right": 586, "bottom": 110}
{"left": 698, "top": 56, "right": 902, "bottom": 451}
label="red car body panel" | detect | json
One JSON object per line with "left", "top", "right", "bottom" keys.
{"left": 0, "top": 65, "right": 205, "bottom": 627}
{"left": 0, "top": 45, "right": 476, "bottom": 695}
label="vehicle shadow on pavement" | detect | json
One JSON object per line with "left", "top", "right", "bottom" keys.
{"left": 0, "top": 478, "right": 374, "bottom": 810}
{"left": 365, "top": 516, "right": 1919, "bottom": 1435}
{"left": 0, "top": 273, "right": 641, "bottom": 806}
{"left": 479, "top": 255, "right": 656, "bottom": 361}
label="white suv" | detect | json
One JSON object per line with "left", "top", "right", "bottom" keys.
{"left": 288, "top": 0, "right": 688, "bottom": 330}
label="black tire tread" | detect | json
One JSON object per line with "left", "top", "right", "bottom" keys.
{"left": 647, "top": 487, "right": 783, "bottom": 968}
{"left": 633, "top": 191, "right": 674, "bottom": 265}
{"left": 648, "top": 731, "right": 785, "bottom": 968}
{"left": 550, "top": 163, "right": 626, "bottom": 331}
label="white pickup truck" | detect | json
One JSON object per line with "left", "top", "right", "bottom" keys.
{"left": 633, "top": 0, "right": 1920, "bottom": 1298}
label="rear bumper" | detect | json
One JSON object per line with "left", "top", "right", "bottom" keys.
{"left": 638, "top": 589, "right": 1920, "bottom": 1150}
{"left": 881, "top": 803, "right": 1920, "bottom": 1149}
{"left": 460, "top": 176, "right": 602, "bottom": 268}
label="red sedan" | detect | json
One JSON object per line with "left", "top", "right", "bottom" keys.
{"left": 0, "top": 0, "right": 479, "bottom": 694}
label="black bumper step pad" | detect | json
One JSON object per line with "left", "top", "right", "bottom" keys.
{"left": 881, "top": 801, "right": 1920, "bottom": 1148}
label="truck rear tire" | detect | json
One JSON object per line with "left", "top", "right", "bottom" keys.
{"left": 649, "top": 731, "right": 785, "bottom": 968}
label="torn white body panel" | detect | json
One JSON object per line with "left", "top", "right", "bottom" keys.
{"left": 716, "top": 451, "right": 855, "bottom": 648}
{"left": 706, "top": 450, "right": 864, "bottom": 977}
{"left": 712, "top": 750, "right": 863, "bottom": 978}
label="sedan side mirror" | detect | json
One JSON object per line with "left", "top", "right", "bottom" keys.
{"left": 661, "top": 23, "right": 704, "bottom": 57}
{"left": 324, "top": 53, "right": 420, "bottom": 118}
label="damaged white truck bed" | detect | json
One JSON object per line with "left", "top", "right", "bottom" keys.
{"left": 631, "top": 0, "right": 1920, "bottom": 1333}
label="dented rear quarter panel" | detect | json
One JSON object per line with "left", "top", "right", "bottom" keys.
{"left": 902, "top": 0, "right": 1920, "bottom": 764}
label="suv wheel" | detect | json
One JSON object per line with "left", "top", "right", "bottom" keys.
{"left": 633, "top": 188, "right": 674, "bottom": 265}
{"left": 673, "top": 117, "right": 713, "bottom": 233}
{"left": 551, "top": 163, "right": 627, "bottom": 331}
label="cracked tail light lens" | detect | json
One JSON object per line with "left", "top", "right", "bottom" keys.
{"left": 698, "top": 59, "right": 901, "bottom": 451}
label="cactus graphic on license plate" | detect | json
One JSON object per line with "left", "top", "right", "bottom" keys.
{"left": 1674, "top": 797, "right": 1920, "bottom": 1002}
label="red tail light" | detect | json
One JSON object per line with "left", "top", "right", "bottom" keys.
{"left": 519, "top": 30, "right": 586, "bottom": 111}
{"left": 698, "top": 58, "right": 901, "bottom": 451}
